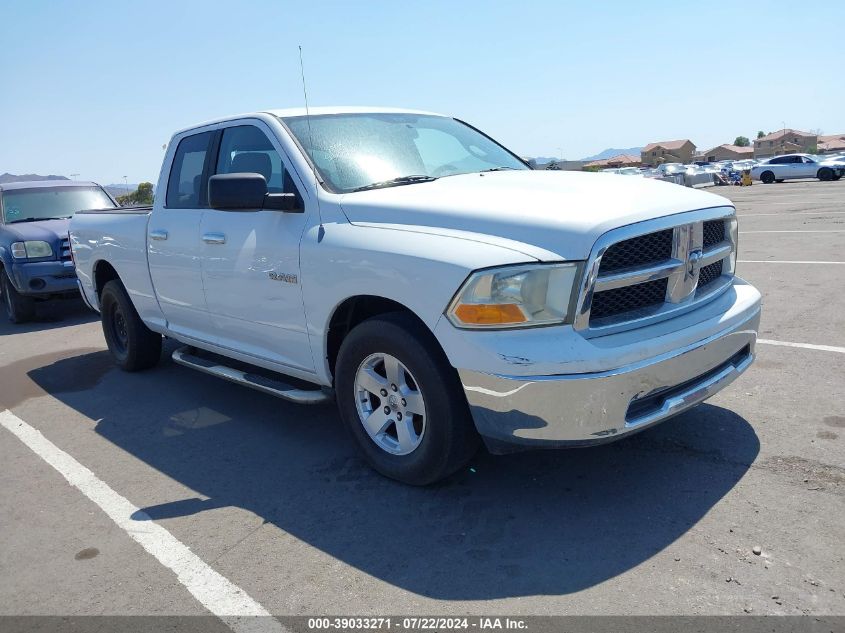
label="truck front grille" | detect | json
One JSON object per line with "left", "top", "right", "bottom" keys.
{"left": 575, "top": 211, "right": 737, "bottom": 335}
{"left": 696, "top": 260, "right": 724, "bottom": 290}
{"left": 60, "top": 238, "right": 72, "bottom": 261}
{"left": 598, "top": 229, "right": 673, "bottom": 272}
{"left": 589, "top": 278, "right": 668, "bottom": 320}
{"left": 702, "top": 219, "right": 725, "bottom": 248}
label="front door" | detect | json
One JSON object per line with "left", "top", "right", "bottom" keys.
{"left": 199, "top": 122, "right": 314, "bottom": 372}
{"left": 148, "top": 130, "right": 215, "bottom": 342}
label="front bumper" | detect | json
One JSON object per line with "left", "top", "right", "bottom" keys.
{"left": 9, "top": 260, "right": 78, "bottom": 296}
{"left": 458, "top": 293, "right": 760, "bottom": 451}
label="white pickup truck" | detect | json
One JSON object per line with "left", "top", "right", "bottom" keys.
{"left": 70, "top": 107, "right": 761, "bottom": 484}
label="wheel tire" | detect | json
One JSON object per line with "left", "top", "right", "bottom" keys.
{"left": 818, "top": 168, "right": 833, "bottom": 182}
{"left": 100, "top": 280, "right": 162, "bottom": 371}
{"left": 1, "top": 270, "right": 36, "bottom": 323}
{"left": 335, "top": 312, "right": 479, "bottom": 485}
{"left": 760, "top": 171, "right": 775, "bottom": 184}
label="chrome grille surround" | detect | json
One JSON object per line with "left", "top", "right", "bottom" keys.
{"left": 574, "top": 207, "right": 737, "bottom": 337}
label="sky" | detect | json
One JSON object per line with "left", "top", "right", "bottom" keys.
{"left": 1, "top": 0, "right": 843, "bottom": 184}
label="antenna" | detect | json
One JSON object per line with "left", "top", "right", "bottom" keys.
{"left": 299, "top": 45, "right": 323, "bottom": 230}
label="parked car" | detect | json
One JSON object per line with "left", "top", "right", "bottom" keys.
{"left": 751, "top": 154, "right": 845, "bottom": 183}
{"left": 0, "top": 180, "right": 116, "bottom": 322}
{"left": 600, "top": 167, "right": 642, "bottom": 176}
{"left": 659, "top": 164, "right": 716, "bottom": 188}
{"left": 70, "top": 107, "right": 761, "bottom": 484}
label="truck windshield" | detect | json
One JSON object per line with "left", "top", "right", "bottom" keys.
{"left": 2, "top": 186, "right": 116, "bottom": 223}
{"left": 281, "top": 113, "right": 528, "bottom": 193}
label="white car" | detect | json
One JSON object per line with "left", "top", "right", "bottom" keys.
{"left": 751, "top": 154, "right": 844, "bottom": 183}
{"left": 70, "top": 107, "right": 761, "bottom": 484}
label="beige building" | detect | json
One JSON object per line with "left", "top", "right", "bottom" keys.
{"left": 753, "top": 129, "right": 817, "bottom": 159}
{"left": 702, "top": 144, "right": 754, "bottom": 162}
{"left": 641, "top": 140, "right": 696, "bottom": 166}
{"left": 818, "top": 134, "right": 845, "bottom": 154}
{"left": 584, "top": 154, "right": 641, "bottom": 169}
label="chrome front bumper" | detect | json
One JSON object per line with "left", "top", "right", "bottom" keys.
{"left": 458, "top": 304, "right": 760, "bottom": 451}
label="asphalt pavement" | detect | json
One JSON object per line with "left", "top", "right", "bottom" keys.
{"left": 1, "top": 179, "right": 843, "bottom": 622}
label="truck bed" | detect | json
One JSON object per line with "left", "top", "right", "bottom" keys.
{"left": 70, "top": 205, "right": 159, "bottom": 325}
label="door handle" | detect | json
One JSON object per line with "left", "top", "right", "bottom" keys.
{"left": 149, "top": 229, "right": 168, "bottom": 241}
{"left": 202, "top": 233, "right": 226, "bottom": 245}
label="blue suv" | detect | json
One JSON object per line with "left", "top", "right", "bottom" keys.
{"left": 0, "top": 180, "right": 116, "bottom": 323}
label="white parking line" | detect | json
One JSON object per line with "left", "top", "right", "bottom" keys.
{"left": 738, "top": 260, "right": 845, "bottom": 265}
{"left": 0, "top": 410, "right": 287, "bottom": 633}
{"left": 739, "top": 210, "right": 845, "bottom": 216}
{"left": 740, "top": 230, "right": 845, "bottom": 234}
{"left": 758, "top": 339, "right": 845, "bottom": 354}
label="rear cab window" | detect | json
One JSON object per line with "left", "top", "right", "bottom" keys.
{"left": 166, "top": 131, "right": 214, "bottom": 208}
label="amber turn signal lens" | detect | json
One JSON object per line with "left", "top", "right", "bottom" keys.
{"left": 453, "top": 303, "right": 527, "bottom": 325}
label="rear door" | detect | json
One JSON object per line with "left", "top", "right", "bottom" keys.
{"left": 798, "top": 156, "right": 817, "bottom": 178}
{"left": 767, "top": 156, "right": 787, "bottom": 179}
{"left": 198, "top": 121, "right": 314, "bottom": 372}
{"left": 147, "top": 129, "right": 216, "bottom": 342}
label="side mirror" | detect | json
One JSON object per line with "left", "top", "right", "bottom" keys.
{"left": 208, "top": 173, "right": 304, "bottom": 213}
{"left": 208, "top": 173, "right": 267, "bottom": 210}
{"left": 263, "top": 192, "right": 303, "bottom": 212}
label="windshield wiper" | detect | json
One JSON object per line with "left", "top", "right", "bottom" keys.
{"left": 7, "top": 217, "right": 65, "bottom": 224}
{"left": 479, "top": 167, "right": 517, "bottom": 173}
{"left": 351, "top": 175, "right": 437, "bottom": 192}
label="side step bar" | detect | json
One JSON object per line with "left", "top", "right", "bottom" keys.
{"left": 171, "top": 346, "right": 331, "bottom": 405}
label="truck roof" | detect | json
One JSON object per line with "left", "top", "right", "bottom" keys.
{"left": 0, "top": 180, "right": 100, "bottom": 192}
{"left": 172, "top": 106, "right": 446, "bottom": 136}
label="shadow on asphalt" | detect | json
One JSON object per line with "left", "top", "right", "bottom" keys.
{"left": 0, "top": 298, "right": 96, "bottom": 336}
{"left": 26, "top": 346, "right": 760, "bottom": 599}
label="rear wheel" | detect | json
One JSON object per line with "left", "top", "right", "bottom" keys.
{"left": 100, "top": 280, "right": 162, "bottom": 371}
{"left": 818, "top": 167, "right": 834, "bottom": 181}
{"left": 335, "top": 312, "right": 479, "bottom": 485}
{"left": 760, "top": 171, "right": 775, "bottom": 184}
{"left": 1, "top": 271, "right": 35, "bottom": 324}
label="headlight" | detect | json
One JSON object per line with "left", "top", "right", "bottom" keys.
{"left": 11, "top": 241, "right": 54, "bottom": 259}
{"left": 446, "top": 262, "right": 580, "bottom": 328}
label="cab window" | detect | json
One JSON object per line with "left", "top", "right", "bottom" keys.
{"left": 166, "top": 131, "right": 213, "bottom": 208}
{"left": 215, "top": 125, "right": 300, "bottom": 196}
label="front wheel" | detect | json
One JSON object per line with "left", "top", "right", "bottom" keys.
{"left": 818, "top": 168, "right": 834, "bottom": 182}
{"left": 1, "top": 271, "right": 35, "bottom": 324}
{"left": 100, "top": 280, "right": 162, "bottom": 371}
{"left": 335, "top": 313, "right": 479, "bottom": 485}
{"left": 760, "top": 171, "right": 775, "bottom": 184}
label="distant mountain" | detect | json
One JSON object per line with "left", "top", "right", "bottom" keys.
{"left": 0, "top": 173, "right": 69, "bottom": 184}
{"left": 104, "top": 183, "right": 155, "bottom": 199}
{"left": 105, "top": 184, "right": 138, "bottom": 198}
{"left": 580, "top": 147, "right": 643, "bottom": 162}
{"left": 530, "top": 156, "right": 561, "bottom": 166}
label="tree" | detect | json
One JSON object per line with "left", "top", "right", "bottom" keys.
{"left": 116, "top": 181, "right": 154, "bottom": 206}
{"left": 756, "top": 131, "right": 765, "bottom": 139}
{"left": 734, "top": 136, "right": 750, "bottom": 147}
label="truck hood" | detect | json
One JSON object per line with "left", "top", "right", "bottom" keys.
{"left": 2, "top": 218, "right": 70, "bottom": 244}
{"left": 339, "top": 171, "right": 732, "bottom": 261}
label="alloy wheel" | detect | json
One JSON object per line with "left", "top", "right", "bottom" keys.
{"left": 354, "top": 352, "right": 427, "bottom": 455}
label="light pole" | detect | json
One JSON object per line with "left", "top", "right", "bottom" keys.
{"left": 123, "top": 176, "right": 130, "bottom": 196}
{"left": 70, "top": 173, "right": 79, "bottom": 180}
